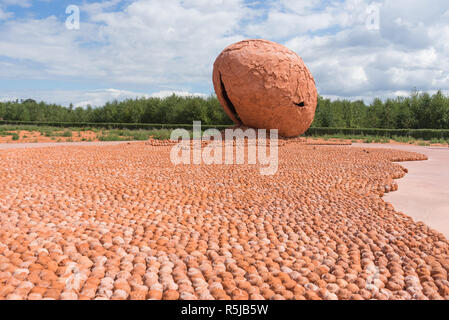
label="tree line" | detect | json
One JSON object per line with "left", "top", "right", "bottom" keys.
{"left": 1, "top": 91, "right": 449, "bottom": 129}
{"left": 312, "top": 90, "right": 449, "bottom": 129}
{"left": 0, "top": 95, "right": 233, "bottom": 126}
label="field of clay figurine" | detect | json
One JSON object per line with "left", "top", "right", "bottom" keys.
{"left": 0, "top": 139, "right": 448, "bottom": 300}
{"left": 2, "top": 4, "right": 449, "bottom": 304}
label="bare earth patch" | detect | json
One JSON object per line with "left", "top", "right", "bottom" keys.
{"left": 0, "top": 130, "right": 98, "bottom": 144}
{"left": 0, "top": 142, "right": 448, "bottom": 300}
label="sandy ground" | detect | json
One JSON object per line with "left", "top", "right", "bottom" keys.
{"left": 353, "top": 143, "right": 449, "bottom": 239}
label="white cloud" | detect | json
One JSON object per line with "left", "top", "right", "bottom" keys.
{"left": 0, "top": 0, "right": 248, "bottom": 86}
{"left": 281, "top": 0, "right": 449, "bottom": 99}
{"left": 0, "top": 96, "right": 16, "bottom": 102}
{"left": 73, "top": 89, "right": 149, "bottom": 108}
{"left": 0, "top": 8, "right": 12, "bottom": 20}
{"left": 150, "top": 90, "right": 207, "bottom": 99}
{"left": 1, "top": 0, "right": 449, "bottom": 103}
{"left": 2, "top": 0, "right": 32, "bottom": 8}
{"left": 73, "top": 89, "right": 208, "bottom": 107}
{"left": 0, "top": 88, "right": 208, "bottom": 107}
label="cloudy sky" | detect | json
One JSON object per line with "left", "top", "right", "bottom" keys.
{"left": 0, "top": 0, "right": 448, "bottom": 107}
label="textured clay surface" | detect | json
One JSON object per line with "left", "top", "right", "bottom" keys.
{"left": 0, "top": 142, "right": 448, "bottom": 300}
{"left": 213, "top": 39, "right": 318, "bottom": 137}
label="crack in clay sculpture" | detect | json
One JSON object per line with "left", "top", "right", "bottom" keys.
{"left": 219, "top": 73, "right": 242, "bottom": 123}
{"left": 213, "top": 39, "right": 318, "bottom": 137}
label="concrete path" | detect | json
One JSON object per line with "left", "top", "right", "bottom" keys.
{"left": 0, "top": 141, "right": 133, "bottom": 150}
{"left": 352, "top": 143, "right": 449, "bottom": 238}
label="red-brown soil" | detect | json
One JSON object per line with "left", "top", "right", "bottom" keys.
{"left": 0, "top": 130, "right": 97, "bottom": 143}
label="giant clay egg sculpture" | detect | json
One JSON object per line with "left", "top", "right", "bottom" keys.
{"left": 213, "top": 39, "right": 318, "bottom": 137}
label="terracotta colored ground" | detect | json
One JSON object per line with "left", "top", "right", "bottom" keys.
{"left": 0, "top": 129, "right": 353, "bottom": 146}
{"left": 0, "top": 130, "right": 97, "bottom": 143}
{"left": 2, "top": 128, "right": 448, "bottom": 148}
{"left": 0, "top": 142, "right": 448, "bottom": 300}
{"left": 0, "top": 141, "right": 131, "bottom": 150}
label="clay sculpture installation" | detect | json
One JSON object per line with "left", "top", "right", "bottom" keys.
{"left": 213, "top": 39, "right": 318, "bottom": 137}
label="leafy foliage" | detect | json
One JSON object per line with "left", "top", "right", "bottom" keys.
{"left": 0, "top": 95, "right": 232, "bottom": 126}
{"left": 1, "top": 91, "right": 449, "bottom": 131}
{"left": 312, "top": 90, "right": 449, "bottom": 129}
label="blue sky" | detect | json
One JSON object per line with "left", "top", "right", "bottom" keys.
{"left": 1, "top": 0, "right": 449, "bottom": 106}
